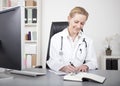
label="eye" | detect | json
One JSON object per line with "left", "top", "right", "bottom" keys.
{"left": 74, "top": 21, "right": 79, "bottom": 23}
{"left": 81, "top": 22, "right": 85, "bottom": 25}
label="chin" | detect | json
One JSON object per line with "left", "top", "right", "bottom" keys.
{"left": 73, "top": 31, "right": 79, "bottom": 34}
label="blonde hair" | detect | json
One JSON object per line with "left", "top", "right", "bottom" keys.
{"left": 69, "top": 7, "right": 89, "bottom": 20}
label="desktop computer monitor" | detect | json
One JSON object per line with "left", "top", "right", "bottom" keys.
{"left": 0, "top": 6, "right": 46, "bottom": 77}
{"left": 0, "top": 6, "right": 23, "bottom": 70}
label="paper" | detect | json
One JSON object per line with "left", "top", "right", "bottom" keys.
{"left": 49, "top": 70, "right": 67, "bottom": 75}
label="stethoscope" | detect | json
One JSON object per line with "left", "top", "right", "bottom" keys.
{"left": 59, "top": 36, "right": 87, "bottom": 56}
{"left": 76, "top": 38, "right": 88, "bottom": 64}
{"left": 77, "top": 38, "right": 87, "bottom": 54}
{"left": 59, "top": 36, "right": 63, "bottom": 55}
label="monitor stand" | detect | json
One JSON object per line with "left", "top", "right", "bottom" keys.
{"left": 0, "top": 68, "right": 13, "bottom": 80}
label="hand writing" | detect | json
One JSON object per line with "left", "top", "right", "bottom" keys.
{"left": 59, "top": 65, "right": 76, "bottom": 73}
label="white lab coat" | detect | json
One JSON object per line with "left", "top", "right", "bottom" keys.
{"left": 47, "top": 28, "right": 98, "bottom": 71}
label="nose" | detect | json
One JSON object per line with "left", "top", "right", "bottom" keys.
{"left": 76, "top": 23, "right": 81, "bottom": 28}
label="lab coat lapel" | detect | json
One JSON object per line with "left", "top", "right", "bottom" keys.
{"left": 71, "top": 34, "right": 84, "bottom": 61}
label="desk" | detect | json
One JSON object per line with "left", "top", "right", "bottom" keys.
{"left": 0, "top": 70, "right": 120, "bottom": 86}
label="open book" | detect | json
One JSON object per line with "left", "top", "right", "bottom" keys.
{"left": 64, "top": 72, "right": 106, "bottom": 83}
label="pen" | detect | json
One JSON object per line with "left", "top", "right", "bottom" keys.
{"left": 69, "top": 62, "right": 77, "bottom": 74}
{"left": 69, "top": 62, "right": 75, "bottom": 67}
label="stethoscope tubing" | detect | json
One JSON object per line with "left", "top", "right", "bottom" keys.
{"left": 59, "top": 36, "right": 87, "bottom": 54}
{"left": 59, "top": 36, "right": 88, "bottom": 64}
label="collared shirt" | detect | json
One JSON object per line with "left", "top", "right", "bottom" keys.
{"left": 47, "top": 28, "right": 98, "bottom": 71}
{"left": 67, "top": 30, "right": 81, "bottom": 55}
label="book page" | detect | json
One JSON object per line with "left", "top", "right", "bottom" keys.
{"left": 64, "top": 73, "right": 83, "bottom": 81}
{"left": 82, "top": 73, "right": 106, "bottom": 83}
{"left": 64, "top": 72, "right": 106, "bottom": 83}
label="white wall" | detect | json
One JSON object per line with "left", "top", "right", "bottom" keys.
{"left": 41, "top": 0, "right": 120, "bottom": 69}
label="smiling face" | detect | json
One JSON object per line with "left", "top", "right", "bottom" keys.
{"left": 67, "top": 7, "right": 88, "bottom": 37}
{"left": 68, "top": 13, "right": 87, "bottom": 35}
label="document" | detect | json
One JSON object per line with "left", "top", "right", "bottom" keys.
{"left": 49, "top": 70, "right": 67, "bottom": 75}
{"left": 64, "top": 72, "right": 106, "bottom": 83}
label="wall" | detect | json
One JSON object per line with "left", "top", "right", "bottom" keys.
{"left": 41, "top": 0, "right": 120, "bottom": 69}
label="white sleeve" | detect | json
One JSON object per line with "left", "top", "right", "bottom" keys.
{"left": 47, "top": 36, "right": 65, "bottom": 71}
{"left": 84, "top": 40, "right": 98, "bottom": 69}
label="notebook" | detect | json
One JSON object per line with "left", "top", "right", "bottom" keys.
{"left": 64, "top": 72, "right": 106, "bottom": 83}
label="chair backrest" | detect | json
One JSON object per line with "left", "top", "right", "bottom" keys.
{"left": 46, "top": 22, "right": 68, "bottom": 68}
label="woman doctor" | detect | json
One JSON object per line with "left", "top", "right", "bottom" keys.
{"left": 47, "top": 6, "right": 98, "bottom": 73}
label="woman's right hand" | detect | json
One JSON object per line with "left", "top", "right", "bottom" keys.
{"left": 59, "top": 65, "right": 76, "bottom": 73}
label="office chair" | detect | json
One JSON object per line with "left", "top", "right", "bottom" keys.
{"left": 36, "top": 21, "right": 68, "bottom": 68}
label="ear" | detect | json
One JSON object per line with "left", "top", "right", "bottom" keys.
{"left": 68, "top": 16, "right": 71, "bottom": 22}
{"left": 68, "top": 16, "right": 71, "bottom": 21}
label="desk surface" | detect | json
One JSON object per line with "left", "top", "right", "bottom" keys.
{"left": 0, "top": 70, "right": 120, "bottom": 86}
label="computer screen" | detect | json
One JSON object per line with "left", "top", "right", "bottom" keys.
{"left": 0, "top": 6, "right": 22, "bottom": 70}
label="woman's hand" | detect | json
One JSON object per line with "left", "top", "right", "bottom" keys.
{"left": 59, "top": 65, "right": 76, "bottom": 73}
{"left": 76, "top": 65, "right": 89, "bottom": 72}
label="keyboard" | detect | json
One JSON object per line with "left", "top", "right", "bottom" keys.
{"left": 10, "top": 68, "right": 46, "bottom": 77}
